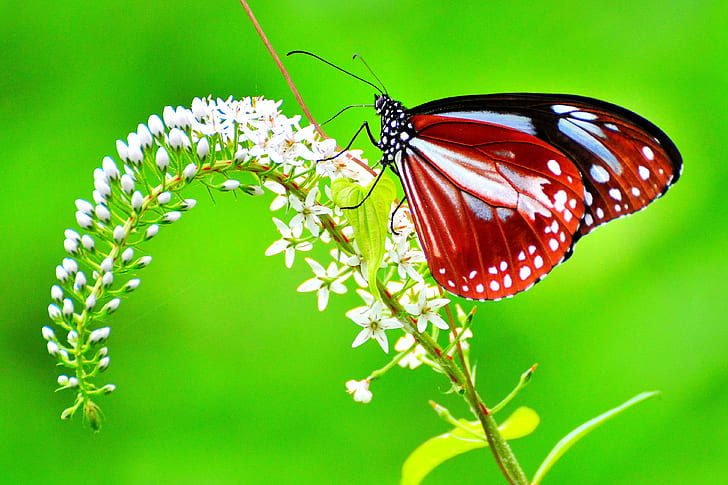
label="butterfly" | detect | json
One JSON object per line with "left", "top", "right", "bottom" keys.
{"left": 288, "top": 52, "right": 682, "bottom": 301}
{"left": 373, "top": 93, "right": 682, "bottom": 300}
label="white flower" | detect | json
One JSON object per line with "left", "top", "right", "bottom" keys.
{"left": 264, "top": 218, "right": 313, "bottom": 268}
{"left": 348, "top": 301, "right": 403, "bottom": 353}
{"left": 394, "top": 334, "right": 426, "bottom": 369}
{"left": 221, "top": 179, "right": 240, "bottom": 191}
{"left": 345, "top": 379, "right": 373, "bottom": 403}
{"left": 390, "top": 202, "right": 416, "bottom": 240}
{"left": 263, "top": 180, "right": 288, "bottom": 211}
{"left": 387, "top": 238, "right": 426, "bottom": 282}
{"left": 403, "top": 291, "right": 450, "bottom": 333}
{"left": 297, "top": 258, "right": 349, "bottom": 311}
{"left": 288, "top": 187, "right": 332, "bottom": 237}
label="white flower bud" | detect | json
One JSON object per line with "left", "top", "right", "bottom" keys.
{"left": 102, "top": 272, "right": 114, "bottom": 287}
{"left": 93, "top": 168, "right": 107, "bottom": 183}
{"left": 234, "top": 147, "right": 249, "bottom": 162}
{"left": 157, "top": 191, "right": 172, "bottom": 204}
{"left": 148, "top": 114, "right": 164, "bottom": 136}
{"left": 175, "top": 106, "right": 191, "bottom": 129}
{"left": 102, "top": 384, "right": 116, "bottom": 394}
{"left": 92, "top": 189, "right": 107, "bottom": 205}
{"left": 131, "top": 190, "right": 144, "bottom": 211}
{"left": 196, "top": 137, "right": 210, "bottom": 159}
{"left": 102, "top": 156, "right": 120, "bottom": 180}
{"left": 81, "top": 235, "right": 95, "bottom": 251}
{"left": 94, "top": 179, "right": 112, "bottom": 199}
{"left": 183, "top": 163, "right": 197, "bottom": 181}
{"left": 42, "top": 325, "right": 56, "bottom": 340}
{"left": 137, "top": 123, "right": 153, "bottom": 148}
{"left": 155, "top": 146, "right": 170, "bottom": 171}
{"left": 181, "top": 199, "right": 196, "bottom": 210}
{"left": 136, "top": 255, "right": 152, "bottom": 268}
{"left": 98, "top": 356, "right": 111, "bottom": 372}
{"left": 97, "top": 347, "right": 109, "bottom": 357}
{"left": 163, "top": 105, "right": 176, "bottom": 127}
{"left": 242, "top": 184, "right": 264, "bottom": 196}
{"left": 145, "top": 224, "right": 159, "bottom": 239}
{"left": 116, "top": 139, "right": 129, "bottom": 161}
{"left": 113, "top": 225, "right": 126, "bottom": 243}
{"left": 75, "top": 211, "right": 93, "bottom": 229}
{"left": 67, "top": 330, "right": 78, "bottom": 344}
{"left": 169, "top": 128, "right": 190, "bottom": 150}
{"left": 62, "top": 298, "right": 74, "bottom": 316}
{"left": 121, "top": 247, "right": 134, "bottom": 263}
{"left": 51, "top": 285, "right": 63, "bottom": 302}
{"left": 47, "top": 340, "right": 60, "bottom": 356}
{"left": 94, "top": 204, "right": 111, "bottom": 222}
{"left": 104, "top": 298, "right": 121, "bottom": 314}
{"left": 85, "top": 294, "right": 97, "bottom": 310}
{"left": 64, "top": 229, "right": 80, "bottom": 240}
{"left": 124, "top": 278, "right": 141, "bottom": 291}
{"left": 89, "top": 326, "right": 111, "bottom": 344}
{"left": 74, "top": 271, "right": 87, "bottom": 290}
{"left": 75, "top": 199, "right": 94, "bottom": 214}
{"left": 191, "top": 97, "right": 208, "bottom": 119}
{"left": 221, "top": 180, "right": 241, "bottom": 191}
{"left": 48, "top": 303, "right": 62, "bottom": 319}
{"left": 64, "top": 238, "right": 79, "bottom": 254}
{"left": 55, "top": 265, "right": 69, "bottom": 283}
{"left": 121, "top": 174, "right": 135, "bottom": 194}
{"left": 100, "top": 257, "right": 114, "bottom": 272}
{"left": 62, "top": 258, "right": 78, "bottom": 274}
{"left": 68, "top": 377, "right": 79, "bottom": 387}
{"left": 163, "top": 211, "right": 181, "bottom": 223}
{"left": 127, "top": 144, "right": 144, "bottom": 165}
{"left": 57, "top": 375, "right": 69, "bottom": 386}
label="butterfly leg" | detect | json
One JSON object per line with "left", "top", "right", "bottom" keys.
{"left": 318, "top": 121, "right": 379, "bottom": 162}
{"left": 339, "top": 166, "right": 389, "bottom": 210}
{"left": 389, "top": 196, "right": 408, "bottom": 235}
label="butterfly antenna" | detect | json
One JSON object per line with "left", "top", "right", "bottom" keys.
{"left": 321, "top": 104, "right": 374, "bottom": 126}
{"left": 352, "top": 54, "right": 388, "bottom": 95}
{"left": 287, "top": 50, "right": 384, "bottom": 95}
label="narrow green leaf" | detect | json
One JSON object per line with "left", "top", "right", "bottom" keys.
{"left": 531, "top": 391, "right": 659, "bottom": 485}
{"left": 400, "top": 407, "right": 539, "bottom": 485}
{"left": 331, "top": 176, "right": 396, "bottom": 298}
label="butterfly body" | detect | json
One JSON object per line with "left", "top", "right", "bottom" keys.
{"left": 374, "top": 93, "right": 682, "bottom": 300}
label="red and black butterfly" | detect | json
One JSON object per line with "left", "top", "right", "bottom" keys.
{"left": 375, "top": 93, "right": 681, "bottom": 300}
{"left": 289, "top": 52, "right": 682, "bottom": 301}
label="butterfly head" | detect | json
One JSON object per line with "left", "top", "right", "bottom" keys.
{"left": 375, "top": 95, "right": 414, "bottom": 166}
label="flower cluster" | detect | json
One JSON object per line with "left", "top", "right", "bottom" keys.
{"left": 44, "top": 95, "right": 474, "bottom": 427}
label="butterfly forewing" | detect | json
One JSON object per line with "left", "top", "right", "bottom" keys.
{"left": 397, "top": 115, "right": 586, "bottom": 300}
{"left": 409, "top": 94, "right": 682, "bottom": 237}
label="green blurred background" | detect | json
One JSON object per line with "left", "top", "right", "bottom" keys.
{"left": 1, "top": 0, "right": 725, "bottom": 483}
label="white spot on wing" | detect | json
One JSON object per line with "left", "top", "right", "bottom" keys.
{"left": 503, "top": 274, "right": 513, "bottom": 288}
{"left": 642, "top": 145, "right": 655, "bottom": 160}
{"left": 552, "top": 104, "right": 577, "bottom": 114}
{"left": 519, "top": 266, "right": 532, "bottom": 280}
{"left": 547, "top": 159, "right": 562, "bottom": 176}
{"left": 476, "top": 284, "right": 484, "bottom": 293}
{"left": 549, "top": 238, "right": 559, "bottom": 251}
{"left": 638, "top": 165, "right": 650, "bottom": 180}
{"left": 590, "top": 165, "right": 610, "bottom": 183}
{"left": 490, "top": 280, "right": 500, "bottom": 291}
{"left": 499, "top": 261, "right": 508, "bottom": 272}
{"left": 609, "top": 188, "right": 622, "bottom": 201}
{"left": 468, "top": 270, "right": 477, "bottom": 279}
{"left": 534, "top": 255, "right": 544, "bottom": 269}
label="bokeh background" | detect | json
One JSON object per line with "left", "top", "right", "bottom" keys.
{"left": 1, "top": 0, "right": 725, "bottom": 483}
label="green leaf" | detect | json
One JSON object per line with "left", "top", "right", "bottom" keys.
{"left": 331, "top": 176, "right": 396, "bottom": 299}
{"left": 531, "top": 391, "right": 659, "bottom": 485}
{"left": 401, "top": 407, "right": 539, "bottom": 485}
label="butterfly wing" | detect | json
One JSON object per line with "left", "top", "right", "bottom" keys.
{"left": 397, "top": 115, "right": 586, "bottom": 300}
{"left": 408, "top": 93, "right": 682, "bottom": 236}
